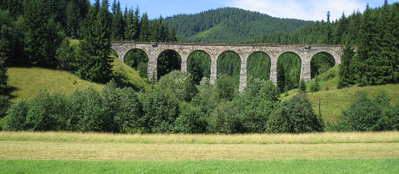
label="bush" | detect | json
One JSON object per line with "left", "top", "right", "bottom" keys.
{"left": 216, "top": 74, "right": 236, "bottom": 101}
{"left": 285, "top": 92, "right": 324, "bottom": 133}
{"left": 2, "top": 99, "right": 29, "bottom": 131}
{"left": 140, "top": 87, "right": 180, "bottom": 133}
{"left": 157, "top": 70, "right": 198, "bottom": 102}
{"left": 112, "top": 87, "right": 143, "bottom": 133}
{"left": 266, "top": 104, "right": 291, "bottom": 133}
{"left": 207, "top": 101, "right": 242, "bottom": 134}
{"left": 336, "top": 91, "right": 389, "bottom": 131}
{"left": 174, "top": 102, "right": 207, "bottom": 133}
{"left": 238, "top": 78, "right": 279, "bottom": 133}
{"left": 267, "top": 92, "right": 323, "bottom": 133}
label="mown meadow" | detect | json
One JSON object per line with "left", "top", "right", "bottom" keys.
{"left": 1, "top": 131, "right": 399, "bottom": 173}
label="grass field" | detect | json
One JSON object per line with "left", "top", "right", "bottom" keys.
{"left": 1, "top": 132, "right": 399, "bottom": 173}
{"left": 281, "top": 66, "right": 399, "bottom": 122}
{"left": 1, "top": 159, "right": 398, "bottom": 173}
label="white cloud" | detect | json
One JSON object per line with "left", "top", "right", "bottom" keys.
{"left": 228, "top": 0, "right": 367, "bottom": 21}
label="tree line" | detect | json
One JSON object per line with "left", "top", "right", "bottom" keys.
{"left": 165, "top": 7, "right": 314, "bottom": 43}
{"left": 338, "top": 2, "right": 399, "bottom": 88}
{"left": 0, "top": 0, "right": 178, "bottom": 83}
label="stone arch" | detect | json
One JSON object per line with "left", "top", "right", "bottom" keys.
{"left": 123, "top": 48, "right": 149, "bottom": 66}
{"left": 247, "top": 51, "right": 271, "bottom": 81}
{"left": 157, "top": 49, "right": 182, "bottom": 79}
{"left": 277, "top": 52, "right": 302, "bottom": 92}
{"left": 187, "top": 50, "right": 212, "bottom": 84}
{"left": 313, "top": 51, "right": 338, "bottom": 65}
{"left": 217, "top": 51, "right": 242, "bottom": 89}
{"left": 310, "top": 52, "right": 336, "bottom": 78}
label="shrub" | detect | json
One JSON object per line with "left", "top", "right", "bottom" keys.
{"left": 267, "top": 92, "right": 323, "bottom": 133}
{"left": 337, "top": 91, "right": 389, "bottom": 131}
{"left": 157, "top": 70, "right": 198, "bottom": 102}
{"left": 140, "top": 87, "right": 180, "bottom": 133}
{"left": 207, "top": 101, "right": 242, "bottom": 134}
{"left": 2, "top": 99, "right": 29, "bottom": 131}
{"left": 114, "top": 87, "right": 143, "bottom": 133}
{"left": 216, "top": 74, "right": 236, "bottom": 101}
{"left": 266, "top": 104, "right": 291, "bottom": 133}
{"left": 174, "top": 102, "right": 207, "bottom": 133}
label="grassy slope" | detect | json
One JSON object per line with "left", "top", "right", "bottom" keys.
{"left": 281, "top": 65, "right": 399, "bottom": 123}
{"left": 7, "top": 56, "right": 148, "bottom": 103}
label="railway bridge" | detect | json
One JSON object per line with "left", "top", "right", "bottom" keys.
{"left": 111, "top": 42, "right": 344, "bottom": 91}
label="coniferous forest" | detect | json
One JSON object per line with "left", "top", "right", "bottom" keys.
{"left": 1, "top": 0, "right": 399, "bottom": 133}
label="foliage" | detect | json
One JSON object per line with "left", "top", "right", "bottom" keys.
{"left": 216, "top": 74, "right": 236, "bottom": 101}
{"left": 337, "top": 42, "right": 356, "bottom": 88}
{"left": 157, "top": 70, "right": 198, "bottom": 102}
{"left": 173, "top": 102, "right": 207, "bottom": 133}
{"left": 217, "top": 52, "right": 241, "bottom": 89}
{"left": 333, "top": 91, "right": 392, "bottom": 132}
{"left": 187, "top": 51, "right": 211, "bottom": 84}
{"left": 76, "top": 1, "right": 113, "bottom": 83}
{"left": 277, "top": 53, "right": 301, "bottom": 93}
{"left": 157, "top": 50, "right": 181, "bottom": 79}
{"left": 268, "top": 92, "right": 323, "bottom": 133}
{"left": 247, "top": 52, "right": 270, "bottom": 81}
{"left": 140, "top": 86, "right": 180, "bottom": 133}
{"left": 165, "top": 7, "right": 313, "bottom": 43}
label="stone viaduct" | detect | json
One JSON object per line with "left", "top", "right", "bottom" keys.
{"left": 111, "top": 42, "right": 344, "bottom": 91}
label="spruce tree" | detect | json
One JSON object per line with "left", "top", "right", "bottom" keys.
{"left": 139, "top": 13, "right": 151, "bottom": 42}
{"left": 76, "top": 0, "right": 113, "bottom": 83}
{"left": 338, "top": 41, "right": 355, "bottom": 89}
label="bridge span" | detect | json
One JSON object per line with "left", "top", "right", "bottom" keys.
{"left": 111, "top": 42, "right": 344, "bottom": 91}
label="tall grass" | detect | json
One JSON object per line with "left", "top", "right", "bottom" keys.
{"left": 1, "top": 131, "right": 398, "bottom": 144}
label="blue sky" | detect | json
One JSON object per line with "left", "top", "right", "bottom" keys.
{"left": 91, "top": 0, "right": 399, "bottom": 21}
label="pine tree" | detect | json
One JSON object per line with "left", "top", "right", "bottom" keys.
{"left": 338, "top": 41, "right": 356, "bottom": 89}
{"left": 76, "top": 0, "right": 113, "bottom": 83}
{"left": 356, "top": 4, "right": 379, "bottom": 85}
{"left": 139, "top": 13, "right": 151, "bottom": 42}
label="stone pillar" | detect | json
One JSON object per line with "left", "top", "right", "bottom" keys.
{"left": 269, "top": 56, "right": 278, "bottom": 86}
{"left": 239, "top": 53, "right": 249, "bottom": 92}
{"left": 300, "top": 58, "right": 311, "bottom": 82}
{"left": 210, "top": 56, "right": 218, "bottom": 85}
{"left": 180, "top": 54, "right": 188, "bottom": 72}
{"left": 147, "top": 50, "right": 158, "bottom": 81}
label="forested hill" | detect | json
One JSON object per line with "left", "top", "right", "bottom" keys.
{"left": 164, "top": 7, "right": 314, "bottom": 43}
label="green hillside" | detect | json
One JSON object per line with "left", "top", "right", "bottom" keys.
{"left": 7, "top": 57, "right": 148, "bottom": 103}
{"left": 281, "top": 65, "right": 399, "bottom": 123}
{"left": 165, "top": 7, "right": 314, "bottom": 43}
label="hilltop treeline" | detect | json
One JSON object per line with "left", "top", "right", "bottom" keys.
{"left": 165, "top": 7, "right": 314, "bottom": 43}
{"left": 252, "top": 2, "right": 399, "bottom": 46}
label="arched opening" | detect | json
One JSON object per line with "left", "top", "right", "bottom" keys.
{"left": 187, "top": 51, "right": 211, "bottom": 85}
{"left": 217, "top": 51, "right": 241, "bottom": 89}
{"left": 157, "top": 49, "right": 181, "bottom": 80}
{"left": 277, "top": 52, "right": 301, "bottom": 93}
{"left": 311, "top": 52, "right": 335, "bottom": 78}
{"left": 124, "top": 49, "right": 148, "bottom": 78}
{"left": 247, "top": 52, "right": 271, "bottom": 81}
